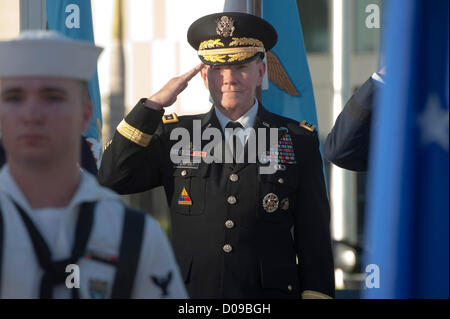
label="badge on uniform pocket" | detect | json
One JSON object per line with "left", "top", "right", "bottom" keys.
{"left": 89, "top": 279, "right": 108, "bottom": 299}
{"left": 178, "top": 187, "right": 192, "bottom": 205}
{"left": 262, "top": 193, "right": 279, "bottom": 213}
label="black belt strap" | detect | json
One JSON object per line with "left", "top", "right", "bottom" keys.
{"left": 13, "top": 200, "right": 95, "bottom": 299}
{"left": 111, "top": 206, "right": 145, "bottom": 299}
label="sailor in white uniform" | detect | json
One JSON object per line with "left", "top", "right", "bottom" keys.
{"left": 0, "top": 31, "right": 187, "bottom": 299}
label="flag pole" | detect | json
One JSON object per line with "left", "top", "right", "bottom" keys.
{"left": 249, "top": 0, "right": 263, "bottom": 101}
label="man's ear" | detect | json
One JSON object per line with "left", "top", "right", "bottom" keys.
{"left": 257, "top": 60, "right": 266, "bottom": 87}
{"left": 200, "top": 66, "right": 209, "bottom": 89}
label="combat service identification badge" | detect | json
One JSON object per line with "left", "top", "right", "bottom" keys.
{"left": 262, "top": 193, "right": 279, "bottom": 213}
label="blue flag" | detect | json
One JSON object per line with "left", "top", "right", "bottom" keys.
{"left": 262, "top": 0, "right": 318, "bottom": 128}
{"left": 364, "top": 0, "right": 449, "bottom": 298}
{"left": 46, "top": 0, "right": 103, "bottom": 165}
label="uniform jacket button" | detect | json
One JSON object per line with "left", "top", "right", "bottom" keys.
{"left": 287, "top": 285, "right": 293, "bottom": 291}
{"left": 278, "top": 178, "right": 284, "bottom": 184}
{"left": 181, "top": 170, "right": 187, "bottom": 176}
{"left": 229, "top": 174, "right": 239, "bottom": 182}
{"left": 225, "top": 220, "right": 235, "bottom": 229}
{"left": 227, "top": 196, "right": 237, "bottom": 205}
{"left": 223, "top": 244, "right": 233, "bottom": 253}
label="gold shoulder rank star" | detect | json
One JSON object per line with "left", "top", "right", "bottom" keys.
{"left": 267, "top": 51, "right": 300, "bottom": 97}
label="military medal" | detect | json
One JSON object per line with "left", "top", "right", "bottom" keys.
{"left": 280, "top": 198, "right": 290, "bottom": 211}
{"left": 262, "top": 193, "right": 279, "bottom": 213}
{"left": 260, "top": 149, "right": 278, "bottom": 164}
{"left": 278, "top": 130, "right": 296, "bottom": 164}
{"left": 178, "top": 187, "right": 192, "bottom": 205}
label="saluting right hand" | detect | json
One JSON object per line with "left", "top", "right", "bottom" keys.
{"left": 144, "top": 63, "right": 204, "bottom": 110}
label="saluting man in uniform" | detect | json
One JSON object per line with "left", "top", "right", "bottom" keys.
{"left": 0, "top": 31, "right": 187, "bottom": 299}
{"left": 99, "top": 12, "right": 334, "bottom": 299}
{"left": 323, "top": 68, "right": 386, "bottom": 171}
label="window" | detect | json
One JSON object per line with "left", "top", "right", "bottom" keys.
{"left": 297, "top": 0, "right": 330, "bottom": 53}
{"left": 354, "top": 0, "right": 383, "bottom": 53}
{"left": 0, "top": 0, "right": 20, "bottom": 40}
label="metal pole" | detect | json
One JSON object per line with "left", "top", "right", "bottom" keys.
{"left": 20, "top": 0, "right": 47, "bottom": 31}
{"left": 249, "top": 0, "right": 263, "bottom": 101}
{"left": 331, "top": 0, "right": 357, "bottom": 289}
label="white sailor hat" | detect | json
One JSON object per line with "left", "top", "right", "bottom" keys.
{"left": 0, "top": 30, "right": 103, "bottom": 81}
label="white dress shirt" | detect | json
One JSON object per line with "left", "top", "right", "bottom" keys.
{"left": 214, "top": 98, "right": 259, "bottom": 146}
{"left": 371, "top": 72, "right": 385, "bottom": 88}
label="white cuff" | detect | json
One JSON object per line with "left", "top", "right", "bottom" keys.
{"left": 371, "top": 72, "right": 385, "bottom": 84}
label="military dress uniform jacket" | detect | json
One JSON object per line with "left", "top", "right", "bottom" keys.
{"left": 0, "top": 166, "right": 187, "bottom": 298}
{"left": 323, "top": 78, "right": 375, "bottom": 171}
{"left": 98, "top": 99, "right": 335, "bottom": 299}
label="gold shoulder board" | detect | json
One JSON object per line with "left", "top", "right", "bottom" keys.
{"left": 162, "top": 113, "right": 179, "bottom": 124}
{"left": 299, "top": 120, "right": 316, "bottom": 132}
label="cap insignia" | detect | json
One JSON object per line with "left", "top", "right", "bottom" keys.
{"left": 216, "top": 16, "right": 235, "bottom": 37}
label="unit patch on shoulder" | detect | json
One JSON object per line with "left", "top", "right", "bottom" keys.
{"left": 299, "top": 120, "right": 316, "bottom": 132}
{"left": 162, "top": 113, "right": 179, "bottom": 124}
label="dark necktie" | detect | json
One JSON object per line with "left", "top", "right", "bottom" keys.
{"left": 12, "top": 200, "right": 95, "bottom": 299}
{"left": 225, "top": 121, "right": 244, "bottom": 162}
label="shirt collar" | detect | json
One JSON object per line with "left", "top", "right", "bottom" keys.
{"left": 214, "top": 98, "right": 259, "bottom": 132}
{"left": 0, "top": 164, "right": 120, "bottom": 212}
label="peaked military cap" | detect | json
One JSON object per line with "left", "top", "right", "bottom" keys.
{"left": 187, "top": 12, "right": 277, "bottom": 66}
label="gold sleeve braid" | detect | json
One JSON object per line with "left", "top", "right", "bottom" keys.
{"left": 301, "top": 290, "right": 333, "bottom": 299}
{"left": 116, "top": 119, "right": 152, "bottom": 147}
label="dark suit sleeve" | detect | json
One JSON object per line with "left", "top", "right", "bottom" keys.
{"left": 294, "top": 130, "right": 335, "bottom": 298}
{"left": 98, "top": 99, "right": 165, "bottom": 194}
{"left": 323, "top": 77, "right": 376, "bottom": 171}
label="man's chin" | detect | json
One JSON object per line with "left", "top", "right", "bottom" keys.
{"left": 220, "top": 99, "right": 242, "bottom": 111}
{"left": 11, "top": 151, "right": 54, "bottom": 167}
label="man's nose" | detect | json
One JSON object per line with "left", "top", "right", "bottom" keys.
{"left": 22, "top": 97, "right": 44, "bottom": 124}
{"left": 221, "top": 68, "right": 238, "bottom": 85}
